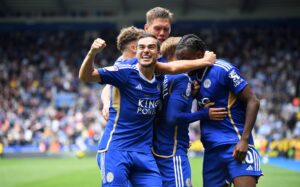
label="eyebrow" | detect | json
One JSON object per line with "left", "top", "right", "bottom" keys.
{"left": 138, "top": 44, "right": 157, "bottom": 47}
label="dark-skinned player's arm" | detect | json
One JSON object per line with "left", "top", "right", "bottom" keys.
{"left": 232, "top": 85, "right": 260, "bottom": 162}
{"left": 164, "top": 78, "right": 227, "bottom": 126}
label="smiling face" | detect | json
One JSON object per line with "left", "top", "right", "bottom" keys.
{"left": 136, "top": 36, "right": 159, "bottom": 67}
{"left": 145, "top": 18, "right": 171, "bottom": 44}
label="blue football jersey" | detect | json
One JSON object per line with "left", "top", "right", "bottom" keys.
{"left": 153, "top": 73, "right": 193, "bottom": 157}
{"left": 197, "top": 59, "right": 252, "bottom": 151}
{"left": 113, "top": 56, "right": 126, "bottom": 65}
{"left": 97, "top": 63, "right": 161, "bottom": 153}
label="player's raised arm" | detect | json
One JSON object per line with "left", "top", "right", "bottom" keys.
{"left": 79, "top": 38, "right": 106, "bottom": 83}
{"left": 155, "top": 51, "right": 216, "bottom": 74}
{"left": 101, "top": 84, "right": 111, "bottom": 121}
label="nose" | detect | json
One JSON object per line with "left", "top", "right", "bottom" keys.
{"left": 144, "top": 46, "right": 150, "bottom": 51}
{"left": 158, "top": 29, "right": 166, "bottom": 36}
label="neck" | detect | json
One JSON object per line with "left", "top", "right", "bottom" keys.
{"left": 137, "top": 63, "right": 155, "bottom": 81}
{"left": 197, "top": 67, "right": 208, "bottom": 81}
{"left": 122, "top": 50, "right": 135, "bottom": 59}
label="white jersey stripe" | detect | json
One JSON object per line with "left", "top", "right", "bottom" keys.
{"left": 253, "top": 148, "right": 257, "bottom": 171}
{"left": 178, "top": 156, "right": 184, "bottom": 187}
{"left": 100, "top": 152, "right": 106, "bottom": 183}
{"left": 173, "top": 156, "right": 179, "bottom": 187}
{"left": 214, "top": 64, "right": 230, "bottom": 71}
{"left": 176, "top": 156, "right": 181, "bottom": 187}
{"left": 217, "top": 60, "right": 232, "bottom": 69}
{"left": 256, "top": 149, "right": 260, "bottom": 171}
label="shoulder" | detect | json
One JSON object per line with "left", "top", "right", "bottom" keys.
{"left": 167, "top": 73, "right": 190, "bottom": 82}
{"left": 120, "top": 57, "right": 138, "bottom": 65}
{"left": 117, "top": 63, "right": 137, "bottom": 70}
{"left": 213, "top": 59, "right": 236, "bottom": 72}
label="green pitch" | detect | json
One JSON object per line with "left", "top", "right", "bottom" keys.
{"left": 0, "top": 157, "right": 299, "bottom": 187}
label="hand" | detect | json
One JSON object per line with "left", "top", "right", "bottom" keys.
{"left": 208, "top": 107, "right": 228, "bottom": 120}
{"left": 192, "top": 80, "right": 200, "bottom": 98}
{"left": 203, "top": 51, "right": 216, "bottom": 66}
{"left": 232, "top": 139, "right": 248, "bottom": 162}
{"left": 89, "top": 38, "right": 106, "bottom": 55}
{"left": 102, "top": 106, "right": 109, "bottom": 121}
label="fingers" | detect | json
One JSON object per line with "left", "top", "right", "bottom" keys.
{"left": 90, "top": 38, "right": 106, "bottom": 54}
{"left": 192, "top": 80, "right": 200, "bottom": 97}
{"left": 233, "top": 150, "right": 247, "bottom": 162}
{"left": 204, "top": 102, "right": 215, "bottom": 108}
{"left": 208, "top": 107, "right": 228, "bottom": 120}
{"left": 204, "top": 51, "right": 216, "bottom": 64}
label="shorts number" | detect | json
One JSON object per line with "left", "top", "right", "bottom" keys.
{"left": 245, "top": 150, "right": 254, "bottom": 164}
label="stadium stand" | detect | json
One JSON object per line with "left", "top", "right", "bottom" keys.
{"left": 1, "top": 22, "right": 299, "bottom": 158}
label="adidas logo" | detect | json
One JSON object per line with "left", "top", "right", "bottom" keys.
{"left": 246, "top": 165, "right": 253, "bottom": 171}
{"left": 135, "top": 84, "right": 143, "bottom": 90}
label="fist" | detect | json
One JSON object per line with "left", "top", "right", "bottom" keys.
{"left": 90, "top": 38, "right": 106, "bottom": 55}
{"left": 204, "top": 51, "right": 216, "bottom": 65}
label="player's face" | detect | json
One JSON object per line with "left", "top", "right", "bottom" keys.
{"left": 145, "top": 18, "right": 171, "bottom": 44}
{"left": 136, "top": 37, "right": 159, "bottom": 67}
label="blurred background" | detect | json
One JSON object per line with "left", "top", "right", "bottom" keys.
{"left": 0, "top": 0, "right": 300, "bottom": 162}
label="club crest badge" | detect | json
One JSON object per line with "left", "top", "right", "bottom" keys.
{"left": 186, "top": 178, "right": 192, "bottom": 187}
{"left": 203, "top": 78, "right": 211, "bottom": 88}
{"left": 106, "top": 172, "right": 114, "bottom": 183}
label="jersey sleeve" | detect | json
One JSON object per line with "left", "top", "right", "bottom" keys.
{"left": 224, "top": 66, "right": 248, "bottom": 95}
{"left": 164, "top": 75, "right": 209, "bottom": 126}
{"left": 114, "top": 57, "right": 138, "bottom": 66}
{"left": 97, "top": 65, "right": 129, "bottom": 87}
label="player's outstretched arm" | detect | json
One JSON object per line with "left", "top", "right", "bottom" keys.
{"left": 166, "top": 105, "right": 228, "bottom": 125}
{"left": 165, "top": 99, "right": 227, "bottom": 126}
{"left": 101, "top": 85, "right": 111, "bottom": 121}
{"left": 232, "top": 85, "right": 260, "bottom": 161}
{"left": 79, "top": 38, "right": 106, "bottom": 83}
{"left": 155, "top": 51, "right": 216, "bottom": 74}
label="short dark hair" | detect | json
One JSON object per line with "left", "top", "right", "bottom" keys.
{"left": 146, "top": 7, "right": 173, "bottom": 24}
{"left": 176, "top": 34, "right": 207, "bottom": 55}
{"left": 138, "top": 32, "right": 160, "bottom": 51}
{"left": 117, "top": 26, "right": 144, "bottom": 52}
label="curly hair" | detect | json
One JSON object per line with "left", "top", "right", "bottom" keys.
{"left": 176, "top": 34, "right": 207, "bottom": 53}
{"left": 117, "top": 26, "right": 144, "bottom": 52}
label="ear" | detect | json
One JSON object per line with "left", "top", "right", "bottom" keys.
{"left": 196, "top": 51, "right": 205, "bottom": 58}
{"left": 130, "top": 43, "right": 137, "bottom": 53}
{"left": 144, "top": 24, "right": 148, "bottom": 31}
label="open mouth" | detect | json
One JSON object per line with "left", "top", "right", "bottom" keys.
{"left": 141, "top": 54, "right": 152, "bottom": 60}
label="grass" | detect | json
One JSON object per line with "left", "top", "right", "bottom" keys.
{"left": 0, "top": 157, "right": 299, "bottom": 187}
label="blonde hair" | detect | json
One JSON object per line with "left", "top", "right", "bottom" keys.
{"left": 160, "top": 37, "right": 181, "bottom": 61}
{"left": 146, "top": 7, "right": 173, "bottom": 24}
{"left": 117, "top": 26, "right": 145, "bottom": 52}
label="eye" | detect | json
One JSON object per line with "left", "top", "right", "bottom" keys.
{"left": 138, "top": 45, "right": 145, "bottom": 50}
{"left": 164, "top": 27, "right": 170, "bottom": 33}
{"left": 148, "top": 45, "right": 156, "bottom": 50}
{"left": 154, "top": 26, "right": 162, "bottom": 31}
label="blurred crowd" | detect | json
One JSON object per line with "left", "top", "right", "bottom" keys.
{"left": 0, "top": 26, "right": 300, "bottom": 156}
